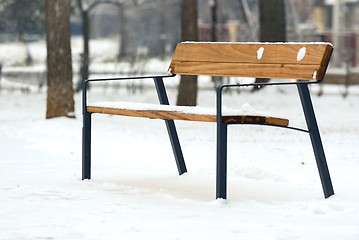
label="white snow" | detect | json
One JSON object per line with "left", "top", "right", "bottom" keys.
{"left": 1, "top": 82, "right": 359, "bottom": 239}
{"left": 89, "top": 101, "right": 267, "bottom": 116}
{"left": 313, "top": 70, "right": 318, "bottom": 80}
{"left": 257, "top": 47, "right": 264, "bottom": 60}
{"left": 0, "top": 37, "right": 121, "bottom": 67}
{"left": 297, "top": 47, "right": 306, "bottom": 61}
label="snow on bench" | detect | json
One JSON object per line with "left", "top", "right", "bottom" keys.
{"left": 87, "top": 101, "right": 289, "bottom": 126}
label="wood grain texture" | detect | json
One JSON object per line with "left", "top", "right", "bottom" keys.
{"left": 87, "top": 106, "right": 289, "bottom": 127}
{"left": 169, "top": 42, "right": 333, "bottom": 81}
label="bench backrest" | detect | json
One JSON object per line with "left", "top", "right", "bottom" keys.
{"left": 169, "top": 42, "right": 333, "bottom": 81}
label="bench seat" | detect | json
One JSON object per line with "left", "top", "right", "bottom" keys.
{"left": 87, "top": 102, "right": 289, "bottom": 126}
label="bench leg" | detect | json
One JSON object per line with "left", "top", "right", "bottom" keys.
{"left": 216, "top": 122, "right": 228, "bottom": 199}
{"left": 164, "top": 119, "right": 188, "bottom": 175}
{"left": 82, "top": 111, "right": 92, "bottom": 180}
{"left": 297, "top": 84, "right": 334, "bottom": 198}
{"left": 153, "top": 77, "right": 187, "bottom": 175}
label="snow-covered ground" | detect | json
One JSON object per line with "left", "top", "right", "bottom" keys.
{"left": 1, "top": 78, "right": 359, "bottom": 239}
{"left": 0, "top": 37, "right": 121, "bottom": 66}
{"left": 1, "top": 38, "right": 359, "bottom": 239}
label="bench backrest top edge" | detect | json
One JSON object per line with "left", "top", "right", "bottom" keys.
{"left": 169, "top": 42, "right": 333, "bottom": 81}
{"left": 180, "top": 41, "right": 332, "bottom": 46}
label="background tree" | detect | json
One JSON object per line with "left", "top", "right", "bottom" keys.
{"left": 176, "top": 0, "right": 199, "bottom": 106}
{"left": 75, "top": 0, "right": 93, "bottom": 91}
{"left": 259, "top": 0, "right": 286, "bottom": 42}
{"left": 253, "top": 0, "right": 286, "bottom": 91}
{"left": 0, "top": 0, "right": 44, "bottom": 41}
{"left": 0, "top": 0, "right": 44, "bottom": 65}
{"left": 118, "top": 3, "right": 128, "bottom": 59}
{"left": 45, "top": 0, "right": 75, "bottom": 119}
{"left": 75, "top": 0, "right": 129, "bottom": 92}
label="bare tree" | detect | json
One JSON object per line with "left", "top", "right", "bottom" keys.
{"left": 259, "top": 0, "right": 286, "bottom": 42}
{"left": 45, "top": 0, "right": 75, "bottom": 119}
{"left": 75, "top": 0, "right": 92, "bottom": 91}
{"left": 118, "top": 3, "right": 128, "bottom": 59}
{"left": 0, "top": 0, "right": 45, "bottom": 42}
{"left": 176, "top": 0, "right": 199, "bottom": 106}
{"left": 75, "top": 0, "right": 131, "bottom": 92}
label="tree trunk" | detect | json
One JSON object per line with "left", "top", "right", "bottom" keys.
{"left": 81, "top": 9, "right": 90, "bottom": 83}
{"left": 254, "top": 0, "right": 286, "bottom": 91}
{"left": 118, "top": 4, "right": 127, "bottom": 59}
{"left": 45, "top": 0, "right": 74, "bottom": 119}
{"left": 75, "top": 0, "right": 90, "bottom": 92}
{"left": 176, "top": 0, "right": 198, "bottom": 106}
{"left": 259, "top": 0, "right": 286, "bottom": 42}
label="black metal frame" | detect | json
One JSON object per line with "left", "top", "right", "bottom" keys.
{"left": 215, "top": 81, "right": 334, "bottom": 199}
{"left": 82, "top": 74, "right": 187, "bottom": 181}
{"left": 82, "top": 75, "right": 334, "bottom": 200}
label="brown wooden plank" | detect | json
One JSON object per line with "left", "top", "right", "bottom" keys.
{"left": 170, "top": 61, "right": 320, "bottom": 80}
{"left": 316, "top": 44, "right": 333, "bottom": 81}
{"left": 223, "top": 115, "right": 289, "bottom": 126}
{"left": 169, "top": 42, "right": 333, "bottom": 81}
{"left": 171, "top": 42, "right": 331, "bottom": 64}
{"left": 87, "top": 106, "right": 289, "bottom": 127}
{"left": 87, "top": 106, "right": 216, "bottom": 122}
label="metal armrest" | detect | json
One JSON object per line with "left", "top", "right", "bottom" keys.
{"left": 215, "top": 80, "right": 318, "bottom": 132}
{"left": 82, "top": 74, "right": 176, "bottom": 115}
{"left": 83, "top": 73, "right": 175, "bottom": 89}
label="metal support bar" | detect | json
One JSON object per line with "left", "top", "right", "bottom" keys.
{"left": 297, "top": 84, "right": 334, "bottom": 198}
{"left": 84, "top": 74, "right": 175, "bottom": 84}
{"left": 82, "top": 112, "right": 92, "bottom": 179}
{"left": 220, "top": 80, "right": 316, "bottom": 89}
{"left": 153, "top": 77, "right": 187, "bottom": 175}
{"left": 216, "top": 86, "right": 228, "bottom": 199}
{"left": 82, "top": 80, "right": 92, "bottom": 180}
{"left": 216, "top": 122, "right": 228, "bottom": 199}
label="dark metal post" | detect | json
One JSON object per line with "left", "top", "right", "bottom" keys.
{"left": 82, "top": 80, "right": 92, "bottom": 179}
{"left": 216, "top": 86, "right": 228, "bottom": 199}
{"left": 153, "top": 77, "right": 187, "bottom": 175}
{"left": 216, "top": 122, "right": 228, "bottom": 199}
{"left": 297, "top": 84, "right": 334, "bottom": 198}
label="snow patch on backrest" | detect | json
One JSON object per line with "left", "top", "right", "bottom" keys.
{"left": 257, "top": 47, "right": 264, "bottom": 60}
{"left": 297, "top": 47, "right": 306, "bottom": 61}
{"left": 313, "top": 70, "right": 317, "bottom": 80}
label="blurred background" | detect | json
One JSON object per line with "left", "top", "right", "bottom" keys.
{"left": 0, "top": 0, "right": 358, "bottom": 97}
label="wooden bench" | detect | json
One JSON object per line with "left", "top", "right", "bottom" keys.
{"left": 82, "top": 42, "right": 334, "bottom": 200}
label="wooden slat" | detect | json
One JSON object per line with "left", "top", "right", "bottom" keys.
{"left": 88, "top": 106, "right": 216, "bottom": 122}
{"left": 87, "top": 106, "right": 289, "bottom": 127}
{"left": 170, "top": 61, "right": 320, "bottom": 80}
{"left": 223, "top": 115, "right": 289, "bottom": 126}
{"left": 169, "top": 42, "right": 333, "bottom": 81}
{"left": 171, "top": 42, "right": 331, "bottom": 64}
